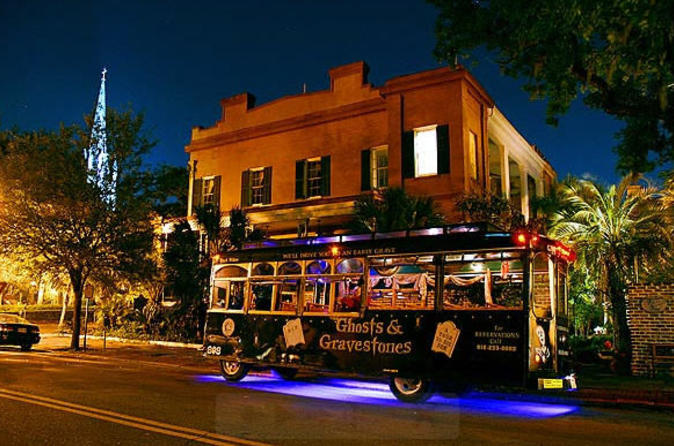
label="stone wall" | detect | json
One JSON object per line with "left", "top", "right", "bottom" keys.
{"left": 626, "top": 284, "right": 674, "bottom": 376}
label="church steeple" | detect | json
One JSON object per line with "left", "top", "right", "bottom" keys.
{"left": 86, "top": 67, "right": 116, "bottom": 203}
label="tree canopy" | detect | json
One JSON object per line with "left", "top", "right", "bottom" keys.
{"left": 0, "top": 108, "right": 158, "bottom": 349}
{"left": 351, "top": 188, "right": 445, "bottom": 233}
{"left": 549, "top": 175, "right": 671, "bottom": 354}
{"left": 429, "top": 0, "right": 674, "bottom": 173}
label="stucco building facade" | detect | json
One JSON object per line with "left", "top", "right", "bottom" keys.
{"left": 184, "top": 62, "right": 555, "bottom": 238}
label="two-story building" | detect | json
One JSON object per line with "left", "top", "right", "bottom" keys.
{"left": 184, "top": 61, "right": 555, "bottom": 238}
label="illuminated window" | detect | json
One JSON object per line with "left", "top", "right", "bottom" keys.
{"left": 250, "top": 169, "right": 265, "bottom": 205}
{"left": 371, "top": 146, "right": 389, "bottom": 189}
{"left": 488, "top": 139, "right": 502, "bottom": 195}
{"left": 296, "top": 156, "right": 330, "bottom": 199}
{"left": 414, "top": 126, "right": 438, "bottom": 177}
{"left": 307, "top": 159, "right": 322, "bottom": 197}
{"left": 241, "top": 167, "right": 271, "bottom": 206}
{"left": 469, "top": 131, "right": 478, "bottom": 180}
{"left": 203, "top": 177, "right": 216, "bottom": 206}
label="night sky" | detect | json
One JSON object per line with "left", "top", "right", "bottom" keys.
{"left": 0, "top": 0, "right": 623, "bottom": 183}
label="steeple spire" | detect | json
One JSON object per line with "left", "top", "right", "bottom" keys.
{"left": 86, "top": 67, "right": 116, "bottom": 203}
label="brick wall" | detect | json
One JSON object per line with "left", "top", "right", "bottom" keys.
{"left": 626, "top": 284, "right": 674, "bottom": 376}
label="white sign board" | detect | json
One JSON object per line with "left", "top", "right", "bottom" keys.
{"left": 283, "top": 318, "right": 305, "bottom": 348}
{"left": 431, "top": 320, "right": 461, "bottom": 359}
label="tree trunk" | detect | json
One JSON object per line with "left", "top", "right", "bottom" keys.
{"left": 69, "top": 269, "right": 85, "bottom": 351}
{"left": 58, "top": 292, "right": 69, "bottom": 330}
{"left": 607, "top": 265, "right": 631, "bottom": 374}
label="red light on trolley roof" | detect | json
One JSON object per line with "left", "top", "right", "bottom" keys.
{"left": 515, "top": 232, "right": 528, "bottom": 245}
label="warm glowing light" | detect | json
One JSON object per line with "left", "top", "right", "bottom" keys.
{"left": 516, "top": 233, "right": 527, "bottom": 245}
{"left": 413, "top": 126, "right": 438, "bottom": 177}
{"left": 330, "top": 246, "right": 340, "bottom": 257}
{"left": 213, "top": 254, "right": 221, "bottom": 263}
{"left": 548, "top": 242, "right": 576, "bottom": 262}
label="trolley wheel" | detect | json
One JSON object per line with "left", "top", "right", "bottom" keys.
{"left": 389, "top": 376, "right": 432, "bottom": 403}
{"left": 219, "top": 360, "right": 249, "bottom": 382}
{"left": 275, "top": 367, "right": 298, "bottom": 380}
{"left": 20, "top": 343, "right": 33, "bottom": 352}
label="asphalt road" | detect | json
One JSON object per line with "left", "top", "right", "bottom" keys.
{"left": 1, "top": 346, "right": 673, "bottom": 446}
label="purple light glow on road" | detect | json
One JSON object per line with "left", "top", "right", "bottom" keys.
{"left": 194, "top": 373, "right": 578, "bottom": 418}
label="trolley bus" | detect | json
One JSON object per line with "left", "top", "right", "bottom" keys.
{"left": 203, "top": 223, "right": 576, "bottom": 402}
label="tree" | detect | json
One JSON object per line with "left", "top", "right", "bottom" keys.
{"left": 162, "top": 220, "right": 209, "bottom": 339}
{"left": 144, "top": 164, "right": 189, "bottom": 219}
{"left": 429, "top": 0, "right": 674, "bottom": 173}
{"left": 0, "top": 108, "right": 157, "bottom": 350}
{"left": 351, "top": 188, "right": 445, "bottom": 233}
{"left": 549, "top": 175, "right": 671, "bottom": 355}
{"left": 456, "top": 192, "right": 525, "bottom": 230}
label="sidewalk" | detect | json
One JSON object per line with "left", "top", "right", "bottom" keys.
{"left": 38, "top": 328, "right": 214, "bottom": 373}
{"left": 35, "top": 330, "right": 674, "bottom": 410}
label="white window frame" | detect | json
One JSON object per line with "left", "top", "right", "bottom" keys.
{"left": 370, "top": 145, "right": 389, "bottom": 189}
{"left": 306, "top": 157, "right": 323, "bottom": 198}
{"left": 413, "top": 125, "right": 438, "bottom": 177}
{"left": 202, "top": 175, "right": 216, "bottom": 206}
{"left": 469, "top": 131, "right": 478, "bottom": 181}
{"left": 249, "top": 167, "right": 265, "bottom": 206}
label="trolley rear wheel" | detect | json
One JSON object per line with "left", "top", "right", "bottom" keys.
{"left": 219, "top": 360, "right": 249, "bottom": 382}
{"left": 389, "top": 376, "right": 432, "bottom": 403}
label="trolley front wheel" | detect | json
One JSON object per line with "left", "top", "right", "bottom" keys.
{"left": 219, "top": 360, "right": 249, "bottom": 382}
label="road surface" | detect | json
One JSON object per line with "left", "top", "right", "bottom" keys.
{"left": 0, "top": 346, "right": 673, "bottom": 445}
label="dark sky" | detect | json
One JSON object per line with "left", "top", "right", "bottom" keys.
{"left": 0, "top": 0, "right": 623, "bottom": 183}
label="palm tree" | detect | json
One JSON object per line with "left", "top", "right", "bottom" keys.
{"left": 351, "top": 188, "right": 445, "bottom": 233}
{"left": 549, "top": 174, "right": 671, "bottom": 354}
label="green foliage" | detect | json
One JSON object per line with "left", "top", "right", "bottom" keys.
{"left": 456, "top": 192, "right": 524, "bottom": 230}
{"left": 429, "top": 0, "right": 674, "bottom": 173}
{"left": 550, "top": 174, "right": 672, "bottom": 354}
{"left": 162, "top": 220, "right": 209, "bottom": 338}
{"left": 0, "top": 108, "right": 158, "bottom": 349}
{"left": 351, "top": 188, "right": 445, "bottom": 233}
{"left": 570, "top": 334, "right": 613, "bottom": 364}
{"left": 143, "top": 164, "right": 189, "bottom": 219}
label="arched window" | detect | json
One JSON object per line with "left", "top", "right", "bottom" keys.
{"left": 252, "top": 263, "right": 274, "bottom": 276}
{"left": 336, "top": 258, "right": 363, "bottom": 274}
{"left": 278, "top": 262, "right": 302, "bottom": 275}
{"left": 306, "top": 260, "right": 331, "bottom": 275}
{"left": 214, "top": 265, "right": 247, "bottom": 279}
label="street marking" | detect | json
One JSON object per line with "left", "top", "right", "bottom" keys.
{"left": 0, "top": 388, "right": 271, "bottom": 446}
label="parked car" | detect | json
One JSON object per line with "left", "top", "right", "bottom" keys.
{"left": 0, "top": 313, "right": 40, "bottom": 351}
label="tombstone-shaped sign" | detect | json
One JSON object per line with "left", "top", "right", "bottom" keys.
{"left": 283, "top": 318, "right": 305, "bottom": 348}
{"left": 432, "top": 320, "right": 461, "bottom": 358}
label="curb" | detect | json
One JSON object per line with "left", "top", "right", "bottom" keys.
{"left": 470, "top": 389, "right": 674, "bottom": 411}
{"left": 51, "top": 332, "right": 201, "bottom": 350}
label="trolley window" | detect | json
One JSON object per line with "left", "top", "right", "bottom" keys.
{"left": 443, "top": 251, "right": 523, "bottom": 310}
{"left": 214, "top": 265, "right": 248, "bottom": 279}
{"left": 368, "top": 256, "right": 435, "bottom": 310}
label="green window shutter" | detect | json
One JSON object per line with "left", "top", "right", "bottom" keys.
{"left": 240, "top": 170, "right": 251, "bottom": 207}
{"left": 191, "top": 178, "right": 203, "bottom": 215}
{"left": 213, "top": 175, "right": 221, "bottom": 211}
{"left": 295, "top": 160, "right": 306, "bottom": 199}
{"left": 402, "top": 130, "right": 415, "bottom": 179}
{"left": 263, "top": 166, "right": 272, "bottom": 204}
{"left": 361, "top": 149, "right": 371, "bottom": 191}
{"left": 321, "top": 156, "right": 331, "bottom": 196}
{"left": 436, "top": 124, "right": 450, "bottom": 174}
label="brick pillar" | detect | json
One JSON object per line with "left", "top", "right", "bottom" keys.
{"left": 626, "top": 284, "right": 674, "bottom": 376}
